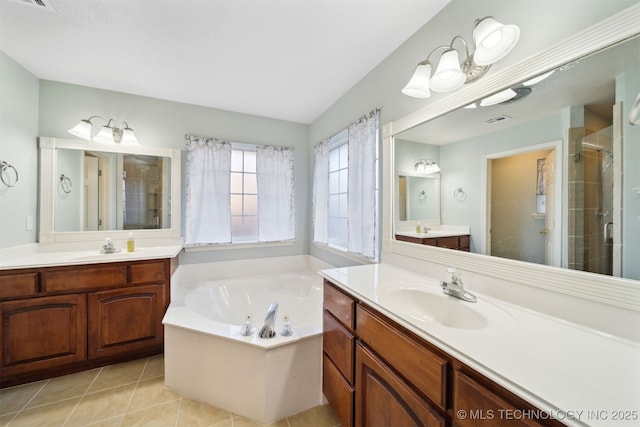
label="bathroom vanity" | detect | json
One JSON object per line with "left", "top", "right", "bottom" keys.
{"left": 395, "top": 232, "right": 470, "bottom": 251}
{"left": 0, "top": 248, "right": 179, "bottom": 388}
{"left": 321, "top": 264, "right": 639, "bottom": 427}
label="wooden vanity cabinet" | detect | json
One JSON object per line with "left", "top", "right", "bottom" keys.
{"left": 323, "top": 280, "right": 356, "bottom": 427}
{"left": 395, "top": 234, "right": 470, "bottom": 251}
{"left": 0, "top": 293, "right": 87, "bottom": 377}
{"left": 323, "top": 279, "right": 562, "bottom": 427}
{"left": 0, "top": 258, "right": 173, "bottom": 388}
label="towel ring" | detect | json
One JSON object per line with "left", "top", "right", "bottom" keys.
{"left": 453, "top": 187, "right": 466, "bottom": 201}
{"left": 0, "top": 160, "right": 19, "bottom": 187}
{"left": 418, "top": 190, "right": 427, "bottom": 202}
{"left": 59, "top": 174, "right": 73, "bottom": 194}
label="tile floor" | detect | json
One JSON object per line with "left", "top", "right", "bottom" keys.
{"left": 0, "top": 356, "right": 341, "bottom": 427}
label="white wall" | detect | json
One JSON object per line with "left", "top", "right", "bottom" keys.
{"left": 618, "top": 65, "right": 640, "bottom": 278}
{"left": 308, "top": 0, "right": 636, "bottom": 265}
{"left": 0, "top": 52, "right": 39, "bottom": 249}
{"left": 37, "top": 81, "right": 310, "bottom": 264}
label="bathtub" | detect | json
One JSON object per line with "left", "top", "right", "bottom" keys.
{"left": 162, "top": 255, "right": 333, "bottom": 424}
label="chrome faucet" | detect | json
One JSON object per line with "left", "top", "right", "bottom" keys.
{"left": 440, "top": 268, "right": 476, "bottom": 303}
{"left": 101, "top": 238, "right": 120, "bottom": 254}
{"left": 258, "top": 302, "right": 279, "bottom": 338}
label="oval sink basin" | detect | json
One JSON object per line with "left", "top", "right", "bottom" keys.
{"left": 382, "top": 289, "right": 488, "bottom": 330}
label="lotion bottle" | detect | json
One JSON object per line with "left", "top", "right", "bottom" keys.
{"left": 127, "top": 232, "right": 135, "bottom": 252}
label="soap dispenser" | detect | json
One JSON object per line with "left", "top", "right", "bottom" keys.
{"left": 416, "top": 221, "right": 422, "bottom": 233}
{"left": 127, "top": 232, "right": 135, "bottom": 252}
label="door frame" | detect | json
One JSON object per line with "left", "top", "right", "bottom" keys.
{"left": 481, "top": 139, "right": 563, "bottom": 268}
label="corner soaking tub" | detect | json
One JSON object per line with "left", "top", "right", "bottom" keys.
{"left": 162, "top": 255, "right": 332, "bottom": 424}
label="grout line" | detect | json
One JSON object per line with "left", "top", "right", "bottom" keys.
{"left": 61, "top": 366, "right": 104, "bottom": 427}
{"left": 18, "top": 378, "right": 49, "bottom": 413}
{"left": 174, "top": 395, "right": 183, "bottom": 427}
{"left": 120, "top": 357, "right": 150, "bottom": 420}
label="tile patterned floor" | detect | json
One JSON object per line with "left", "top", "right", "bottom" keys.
{"left": 0, "top": 356, "right": 341, "bottom": 427}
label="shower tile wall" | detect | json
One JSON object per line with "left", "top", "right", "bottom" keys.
{"left": 568, "top": 127, "right": 586, "bottom": 271}
{"left": 568, "top": 126, "right": 614, "bottom": 275}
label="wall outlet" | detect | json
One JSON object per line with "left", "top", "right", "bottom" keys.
{"left": 26, "top": 216, "right": 34, "bottom": 231}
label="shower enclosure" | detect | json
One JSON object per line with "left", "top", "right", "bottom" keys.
{"left": 569, "top": 126, "right": 615, "bottom": 275}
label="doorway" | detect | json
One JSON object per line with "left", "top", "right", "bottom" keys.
{"left": 484, "top": 141, "right": 562, "bottom": 267}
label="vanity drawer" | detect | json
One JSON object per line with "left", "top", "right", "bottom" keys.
{"left": 323, "top": 353, "right": 354, "bottom": 427}
{"left": 129, "top": 261, "right": 166, "bottom": 284}
{"left": 323, "top": 280, "right": 355, "bottom": 331}
{"left": 42, "top": 265, "right": 128, "bottom": 293}
{"left": 356, "top": 304, "right": 448, "bottom": 410}
{"left": 436, "top": 236, "right": 460, "bottom": 249}
{"left": 323, "top": 310, "right": 355, "bottom": 384}
{"left": 0, "top": 273, "right": 39, "bottom": 300}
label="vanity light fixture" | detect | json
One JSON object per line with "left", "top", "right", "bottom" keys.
{"left": 415, "top": 159, "right": 440, "bottom": 174}
{"left": 402, "top": 16, "right": 520, "bottom": 98}
{"left": 68, "top": 116, "right": 140, "bottom": 146}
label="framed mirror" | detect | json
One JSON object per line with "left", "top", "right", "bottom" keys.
{"left": 39, "top": 137, "right": 181, "bottom": 243}
{"left": 382, "top": 5, "right": 640, "bottom": 306}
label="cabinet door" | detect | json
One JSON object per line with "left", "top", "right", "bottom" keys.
{"left": 355, "top": 344, "right": 446, "bottom": 427}
{"left": 88, "top": 284, "right": 165, "bottom": 359}
{"left": 453, "top": 370, "right": 545, "bottom": 427}
{"left": 0, "top": 294, "right": 87, "bottom": 376}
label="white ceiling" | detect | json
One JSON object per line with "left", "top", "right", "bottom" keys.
{"left": 0, "top": 0, "right": 451, "bottom": 124}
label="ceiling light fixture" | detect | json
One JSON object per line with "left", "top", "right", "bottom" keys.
{"left": 68, "top": 116, "right": 140, "bottom": 145}
{"left": 402, "top": 16, "right": 520, "bottom": 98}
{"left": 415, "top": 159, "right": 441, "bottom": 174}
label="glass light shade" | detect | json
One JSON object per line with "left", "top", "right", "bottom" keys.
{"left": 424, "top": 163, "right": 440, "bottom": 174}
{"left": 473, "top": 17, "right": 520, "bottom": 66}
{"left": 67, "top": 119, "right": 93, "bottom": 140}
{"left": 121, "top": 127, "right": 140, "bottom": 146}
{"left": 430, "top": 49, "right": 466, "bottom": 92}
{"left": 401, "top": 63, "right": 432, "bottom": 98}
{"left": 479, "top": 88, "right": 517, "bottom": 106}
{"left": 522, "top": 70, "right": 555, "bottom": 86}
{"left": 415, "top": 160, "right": 440, "bottom": 174}
{"left": 93, "top": 125, "right": 116, "bottom": 144}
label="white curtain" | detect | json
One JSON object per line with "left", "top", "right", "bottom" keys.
{"left": 257, "top": 145, "right": 295, "bottom": 242}
{"left": 348, "top": 110, "right": 378, "bottom": 258}
{"left": 312, "top": 139, "right": 329, "bottom": 245}
{"left": 185, "top": 135, "right": 232, "bottom": 245}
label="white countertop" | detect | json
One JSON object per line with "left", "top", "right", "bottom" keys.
{"left": 320, "top": 263, "right": 640, "bottom": 427}
{"left": 0, "top": 243, "right": 183, "bottom": 270}
{"left": 396, "top": 231, "right": 469, "bottom": 238}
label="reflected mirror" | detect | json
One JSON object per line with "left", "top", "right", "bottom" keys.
{"left": 55, "top": 150, "right": 171, "bottom": 232}
{"left": 393, "top": 34, "right": 640, "bottom": 280}
{"left": 397, "top": 174, "right": 440, "bottom": 222}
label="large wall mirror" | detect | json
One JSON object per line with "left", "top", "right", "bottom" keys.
{"left": 39, "top": 137, "right": 181, "bottom": 243}
{"left": 383, "top": 4, "right": 640, "bottom": 307}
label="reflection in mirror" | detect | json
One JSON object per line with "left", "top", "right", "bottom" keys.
{"left": 394, "top": 138, "right": 441, "bottom": 225}
{"left": 53, "top": 150, "right": 171, "bottom": 232}
{"left": 393, "top": 34, "right": 640, "bottom": 280}
{"left": 398, "top": 174, "right": 440, "bottom": 222}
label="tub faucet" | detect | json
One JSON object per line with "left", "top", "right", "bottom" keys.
{"left": 440, "top": 268, "right": 476, "bottom": 303}
{"left": 258, "top": 302, "right": 279, "bottom": 338}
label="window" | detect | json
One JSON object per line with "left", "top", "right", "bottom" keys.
{"left": 312, "top": 110, "right": 379, "bottom": 260}
{"left": 184, "top": 135, "right": 295, "bottom": 247}
{"left": 327, "top": 130, "right": 349, "bottom": 248}
{"left": 230, "top": 147, "right": 258, "bottom": 242}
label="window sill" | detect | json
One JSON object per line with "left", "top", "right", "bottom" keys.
{"left": 312, "top": 242, "right": 378, "bottom": 264}
{"left": 184, "top": 240, "right": 295, "bottom": 253}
